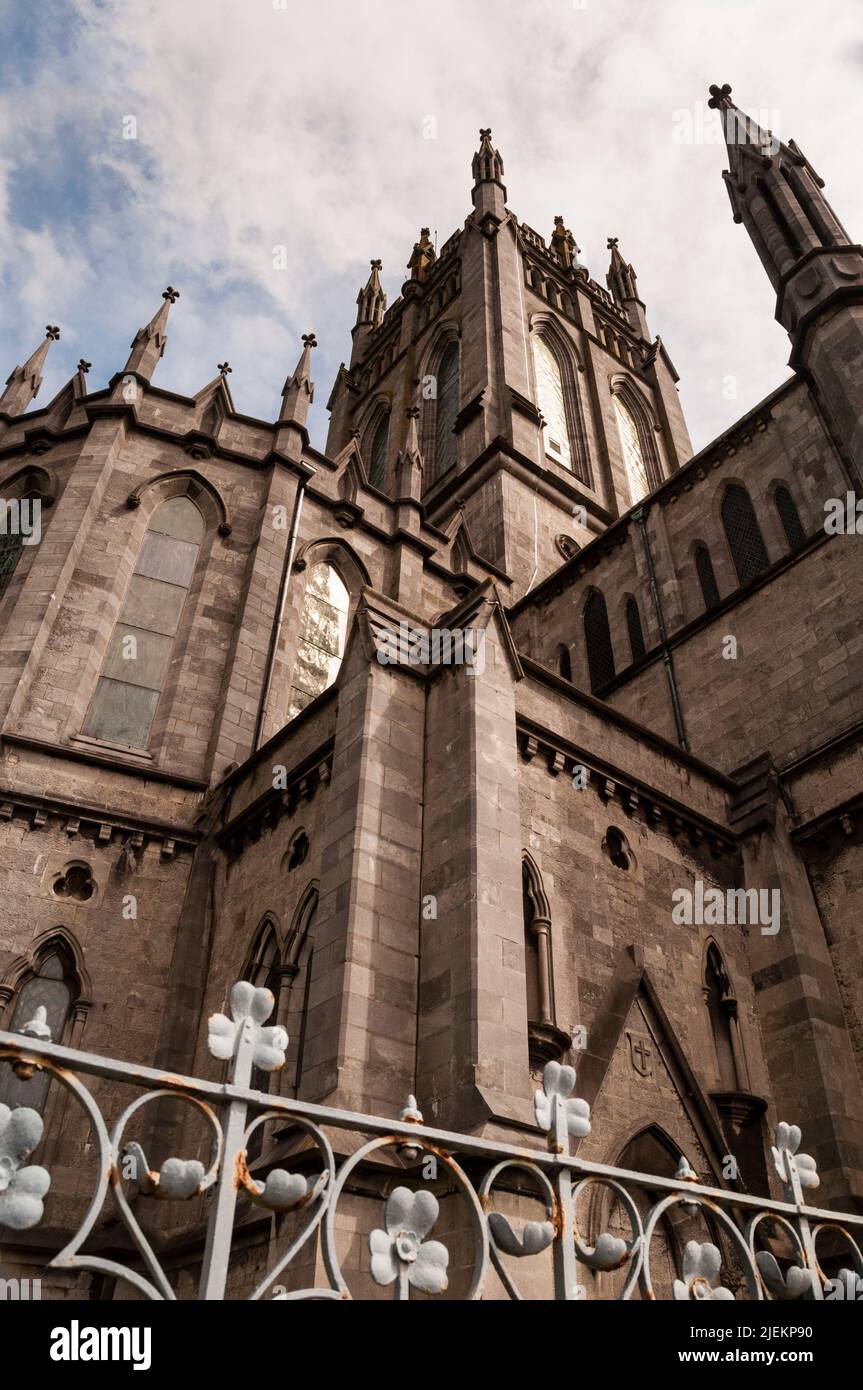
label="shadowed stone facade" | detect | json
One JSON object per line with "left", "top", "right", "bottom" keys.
{"left": 1, "top": 87, "right": 863, "bottom": 1298}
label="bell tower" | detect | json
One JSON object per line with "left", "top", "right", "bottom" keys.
{"left": 325, "top": 130, "right": 693, "bottom": 597}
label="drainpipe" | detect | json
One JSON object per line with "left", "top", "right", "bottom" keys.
{"left": 254, "top": 478, "right": 306, "bottom": 751}
{"left": 631, "top": 503, "right": 688, "bottom": 752}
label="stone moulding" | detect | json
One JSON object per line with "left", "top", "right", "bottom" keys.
{"left": 517, "top": 727, "right": 736, "bottom": 858}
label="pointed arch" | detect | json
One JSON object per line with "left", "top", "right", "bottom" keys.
{"left": 420, "top": 323, "right": 461, "bottom": 490}
{"left": 285, "top": 882, "right": 318, "bottom": 1097}
{"left": 721, "top": 483, "right": 770, "bottom": 585}
{"left": 125, "top": 468, "right": 231, "bottom": 536}
{"left": 609, "top": 375, "right": 662, "bottom": 504}
{"left": 530, "top": 313, "right": 591, "bottom": 485}
{"left": 624, "top": 595, "right": 646, "bottom": 663}
{"left": 557, "top": 643, "right": 573, "bottom": 682}
{"left": 0, "top": 463, "right": 57, "bottom": 606}
{"left": 367, "top": 408, "right": 391, "bottom": 491}
{"left": 82, "top": 493, "right": 207, "bottom": 748}
{"left": 0, "top": 928, "right": 91, "bottom": 1111}
{"left": 522, "top": 853, "right": 568, "bottom": 1069}
{"left": 702, "top": 939, "right": 749, "bottom": 1094}
{"left": 772, "top": 482, "right": 806, "bottom": 550}
{"left": 693, "top": 542, "right": 721, "bottom": 612}
{"left": 583, "top": 588, "right": 615, "bottom": 694}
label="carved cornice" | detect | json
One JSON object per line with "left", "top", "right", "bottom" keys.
{"left": 516, "top": 723, "right": 736, "bottom": 857}
{"left": 0, "top": 789, "right": 196, "bottom": 855}
{"left": 217, "top": 748, "right": 334, "bottom": 861}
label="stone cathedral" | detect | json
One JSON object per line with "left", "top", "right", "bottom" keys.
{"left": 1, "top": 85, "right": 862, "bottom": 1299}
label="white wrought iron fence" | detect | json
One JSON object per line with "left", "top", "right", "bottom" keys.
{"left": 1, "top": 979, "right": 862, "bottom": 1301}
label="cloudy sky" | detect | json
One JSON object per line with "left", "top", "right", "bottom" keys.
{"left": 1, "top": 0, "right": 861, "bottom": 453}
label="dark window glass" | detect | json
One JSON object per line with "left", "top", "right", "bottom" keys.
{"left": 625, "top": 598, "right": 646, "bottom": 663}
{"left": 584, "top": 591, "right": 615, "bottom": 693}
{"left": 0, "top": 952, "right": 72, "bottom": 1111}
{"left": 558, "top": 644, "right": 572, "bottom": 682}
{"left": 368, "top": 414, "right": 389, "bottom": 490}
{"left": 0, "top": 531, "right": 23, "bottom": 599}
{"left": 775, "top": 485, "right": 806, "bottom": 549}
{"left": 695, "top": 545, "right": 721, "bottom": 611}
{"left": 721, "top": 485, "right": 770, "bottom": 585}
{"left": 431, "top": 342, "right": 459, "bottom": 485}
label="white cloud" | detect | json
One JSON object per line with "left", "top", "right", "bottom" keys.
{"left": 0, "top": 0, "right": 861, "bottom": 450}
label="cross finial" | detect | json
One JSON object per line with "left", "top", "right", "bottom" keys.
{"left": 607, "top": 236, "right": 619, "bottom": 251}
{"left": 707, "top": 83, "right": 733, "bottom": 111}
{"left": 162, "top": 286, "right": 180, "bottom": 303}
{"left": 406, "top": 405, "right": 420, "bottom": 420}
{"left": 45, "top": 325, "right": 60, "bottom": 341}
{"left": 302, "top": 332, "right": 317, "bottom": 348}
{"left": 370, "top": 258, "right": 382, "bottom": 271}
{"left": 479, "top": 127, "right": 492, "bottom": 140}
{"left": 77, "top": 358, "right": 91, "bottom": 373}
{"left": 218, "top": 361, "right": 232, "bottom": 376}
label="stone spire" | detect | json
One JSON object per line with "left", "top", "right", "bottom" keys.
{"left": 123, "top": 286, "right": 179, "bottom": 382}
{"left": 407, "top": 228, "right": 437, "bottom": 284}
{"left": 355, "top": 260, "right": 386, "bottom": 329}
{"left": 0, "top": 325, "right": 60, "bottom": 417}
{"left": 708, "top": 82, "right": 852, "bottom": 294}
{"left": 606, "top": 237, "right": 649, "bottom": 338}
{"left": 280, "top": 332, "right": 316, "bottom": 428}
{"left": 551, "top": 216, "right": 580, "bottom": 272}
{"left": 471, "top": 128, "right": 507, "bottom": 222}
{"left": 709, "top": 82, "right": 863, "bottom": 474}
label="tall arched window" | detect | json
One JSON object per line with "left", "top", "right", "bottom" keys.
{"left": 287, "top": 563, "right": 349, "bottom": 720}
{"left": 625, "top": 597, "right": 646, "bottom": 663}
{"left": 532, "top": 334, "right": 572, "bottom": 471}
{"left": 694, "top": 544, "right": 720, "bottom": 611}
{"left": 0, "top": 489, "right": 41, "bottom": 600}
{"left": 368, "top": 412, "right": 390, "bottom": 491}
{"left": 721, "top": 484, "right": 769, "bottom": 585}
{"left": 704, "top": 943, "right": 738, "bottom": 1093}
{"left": 522, "top": 855, "right": 568, "bottom": 1071}
{"left": 285, "top": 886, "right": 318, "bottom": 1097}
{"left": 431, "top": 341, "right": 460, "bottom": 486}
{"left": 584, "top": 590, "right": 615, "bottom": 694}
{"left": 774, "top": 484, "right": 805, "bottom": 550}
{"left": 83, "top": 496, "right": 203, "bottom": 748}
{"left": 613, "top": 393, "right": 651, "bottom": 504}
{"left": 0, "top": 939, "right": 84, "bottom": 1111}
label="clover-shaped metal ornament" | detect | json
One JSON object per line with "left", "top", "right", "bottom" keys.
{"left": 122, "top": 1142, "right": 207, "bottom": 1199}
{"left": 534, "top": 1061, "right": 591, "bottom": 1140}
{"left": 0, "top": 1105, "right": 51, "bottom": 1231}
{"left": 673, "top": 1241, "right": 734, "bottom": 1301}
{"left": 771, "top": 1122, "right": 819, "bottom": 1191}
{"left": 369, "top": 1187, "right": 449, "bottom": 1294}
{"left": 755, "top": 1251, "right": 813, "bottom": 1300}
{"left": 245, "top": 1168, "right": 323, "bottom": 1212}
{"left": 208, "top": 982, "right": 287, "bottom": 1072}
{"left": 488, "top": 1212, "right": 555, "bottom": 1258}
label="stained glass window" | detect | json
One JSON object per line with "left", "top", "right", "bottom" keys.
{"left": 613, "top": 394, "right": 650, "bottom": 504}
{"left": 83, "top": 496, "right": 204, "bottom": 747}
{"left": 287, "top": 563, "right": 349, "bottom": 720}
{"left": 532, "top": 335, "right": 572, "bottom": 470}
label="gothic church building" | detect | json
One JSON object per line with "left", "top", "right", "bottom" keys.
{"left": 1, "top": 86, "right": 862, "bottom": 1297}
